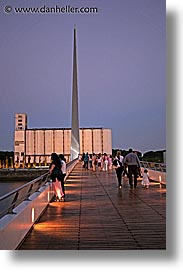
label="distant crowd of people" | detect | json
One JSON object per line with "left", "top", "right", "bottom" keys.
{"left": 81, "top": 149, "right": 149, "bottom": 190}
{"left": 81, "top": 152, "right": 113, "bottom": 172}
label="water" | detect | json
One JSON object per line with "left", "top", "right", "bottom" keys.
{"left": 0, "top": 181, "right": 27, "bottom": 197}
{"left": 0, "top": 181, "right": 27, "bottom": 218}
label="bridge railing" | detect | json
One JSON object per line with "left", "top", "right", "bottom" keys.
{"left": 140, "top": 161, "right": 166, "bottom": 172}
{"left": 0, "top": 158, "right": 78, "bottom": 219}
{"left": 0, "top": 158, "right": 79, "bottom": 249}
{"left": 140, "top": 161, "right": 166, "bottom": 186}
{"left": 0, "top": 172, "right": 49, "bottom": 219}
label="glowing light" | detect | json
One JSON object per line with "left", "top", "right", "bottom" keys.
{"left": 31, "top": 207, "right": 35, "bottom": 223}
{"left": 159, "top": 175, "right": 162, "bottom": 189}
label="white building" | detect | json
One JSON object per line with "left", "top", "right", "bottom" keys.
{"left": 14, "top": 113, "right": 112, "bottom": 167}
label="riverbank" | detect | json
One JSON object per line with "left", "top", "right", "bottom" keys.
{"left": 0, "top": 169, "right": 49, "bottom": 181}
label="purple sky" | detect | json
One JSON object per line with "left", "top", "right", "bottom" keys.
{"left": 0, "top": 0, "right": 166, "bottom": 153}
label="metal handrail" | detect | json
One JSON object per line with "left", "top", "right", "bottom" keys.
{"left": 0, "top": 172, "right": 49, "bottom": 202}
{"left": 140, "top": 161, "right": 166, "bottom": 172}
{"left": 0, "top": 172, "right": 50, "bottom": 218}
{"left": 0, "top": 158, "right": 78, "bottom": 219}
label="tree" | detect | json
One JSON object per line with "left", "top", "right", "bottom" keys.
{"left": 0, "top": 151, "right": 14, "bottom": 166}
{"left": 142, "top": 150, "right": 166, "bottom": 163}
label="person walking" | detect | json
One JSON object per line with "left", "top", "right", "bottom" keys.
{"left": 124, "top": 148, "right": 141, "bottom": 189}
{"left": 89, "top": 154, "right": 93, "bottom": 169}
{"left": 141, "top": 169, "right": 150, "bottom": 189}
{"left": 59, "top": 154, "right": 67, "bottom": 199}
{"left": 108, "top": 155, "right": 113, "bottom": 172}
{"left": 103, "top": 153, "right": 108, "bottom": 171}
{"left": 92, "top": 153, "right": 97, "bottom": 172}
{"left": 84, "top": 152, "right": 89, "bottom": 170}
{"left": 81, "top": 152, "right": 85, "bottom": 168}
{"left": 49, "top": 153, "right": 64, "bottom": 201}
{"left": 113, "top": 151, "right": 124, "bottom": 188}
{"left": 97, "top": 153, "right": 102, "bottom": 172}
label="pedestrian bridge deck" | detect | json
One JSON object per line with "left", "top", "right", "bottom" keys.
{"left": 18, "top": 162, "right": 166, "bottom": 250}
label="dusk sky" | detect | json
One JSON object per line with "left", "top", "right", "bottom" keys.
{"left": 0, "top": 0, "right": 166, "bottom": 153}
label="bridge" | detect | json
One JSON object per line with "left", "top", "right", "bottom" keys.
{"left": 0, "top": 159, "right": 166, "bottom": 250}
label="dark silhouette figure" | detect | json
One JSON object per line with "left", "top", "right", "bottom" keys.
{"left": 124, "top": 149, "right": 141, "bottom": 188}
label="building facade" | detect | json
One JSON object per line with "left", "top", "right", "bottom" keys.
{"left": 14, "top": 113, "right": 112, "bottom": 167}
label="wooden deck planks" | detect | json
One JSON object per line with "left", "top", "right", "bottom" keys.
{"left": 18, "top": 162, "right": 166, "bottom": 250}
